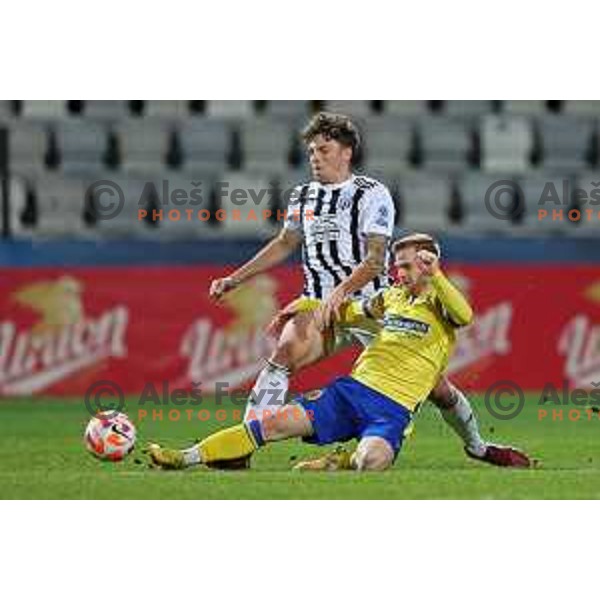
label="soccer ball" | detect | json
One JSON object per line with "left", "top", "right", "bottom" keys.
{"left": 84, "top": 411, "right": 136, "bottom": 461}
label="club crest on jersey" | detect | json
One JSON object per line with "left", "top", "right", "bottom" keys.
{"left": 383, "top": 316, "right": 430, "bottom": 336}
{"left": 375, "top": 204, "right": 390, "bottom": 227}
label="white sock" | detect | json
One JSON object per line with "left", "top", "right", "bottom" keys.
{"left": 244, "top": 360, "right": 290, "bottom": 422}
{"left": 182, "top": 445, "right": 202, "bottom": 466}
{"left": 439, "top": 385, "right": 487, "bottom": 456}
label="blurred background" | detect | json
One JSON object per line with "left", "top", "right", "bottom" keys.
{"left": 0, "top": 100, "right": 599, "bottom": 397}
{"left": 1, "top": 99, "right": 600, "bottom": 241}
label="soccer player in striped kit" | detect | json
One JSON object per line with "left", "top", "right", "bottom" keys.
{"left": 209, "top": 111, "right": 529, "bottom": 468}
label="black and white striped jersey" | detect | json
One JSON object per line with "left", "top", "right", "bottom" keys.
{"left": 283, "top": 174, "right": 396, "bottom": 300}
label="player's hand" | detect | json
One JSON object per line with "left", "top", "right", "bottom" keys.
{"left": 266, "top": 299, "right": 302, "bottom": 337}
{"left": 209, "top": 276, "right": 239, "bottom": 301}
{"left": 316, "top": 286, "right": 347, "bottom": 330}
{"left": 414, "top": 250, "right": 439, "bottom": 277}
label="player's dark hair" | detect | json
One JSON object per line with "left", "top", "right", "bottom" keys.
{"left": 302, "top": 112, "right": 361, "bottom": 165}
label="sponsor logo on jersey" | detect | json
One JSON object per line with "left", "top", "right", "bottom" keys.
{"left": 383, "top": 315, "right": 430, "bottom": 336}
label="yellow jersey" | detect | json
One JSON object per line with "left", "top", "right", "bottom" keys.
{"left": 340, "top": 271, "right": 473, "bottom": 412}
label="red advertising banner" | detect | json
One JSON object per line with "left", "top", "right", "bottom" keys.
{"left": 1, "top": 264, "right": 599, "bottom": 397}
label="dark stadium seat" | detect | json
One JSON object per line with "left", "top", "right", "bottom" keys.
{"left": 21, "top": 101, "right": 69, "bottom": 120}
{"left": 145, "top": 100, "right": 190, "bottom": 120}
{"left": 363, "top": 116, "right": 415, "bottom": 175}
{"left": 383, "top": 101, "right": 429, "bottom": 117}
{"left": 563, "top": 101, "right": 600, "bottom": 117}
{"left": 480, "top": 115, "right": 534, "bottom": 173}
{"left": 240, "top": 117, "right": 294, "bottom": 173}
{"left": 398, "top": 172, "right": 453, "bottom": 231}
{"left": 265, "top": 101, "right": 311, "bottom": 121}
{"left": 216, "top": 171, "right": 278, "bottom": 238}
{"left": 178, "top": 118, "right": 232, "bottom": 173}
{"left": 418, "top": 116, "right": 473, "bottom": 172}
{"left": 150, "top": 173, "right": 218, "bottom": 239}
{"left": 206, "top": 100, "right": 255, "bottom": 120}
{"left": 518, "top": 172, "right": 576, "bottom": 233}
{"left": 8, "top": 122, "right": 49, "bottom": 178}
{"left": 459, "top": 172, "right": 520, "bottom": 232}
{"left": 445, "top": 100, "right": 495, "bottom": 119}
{"left": 89, "top": 174, "right": 159, "bottom": 238}
{"left": 11, "top": 174, "right": 93, "bottom": 239}
{"left": 116, "top": 120, "right": 172, "bottom": 173}
{"left": 501, "top": 100, "right": 548, "bottom": 116}
{"left": 538, "top": 115, "right": 595, "bottom": 170}
{"left": 83, "top": 100, "right": 132, "bottom": 122}
{"left": 323, "top": 101, "right": 374, "bottom": 117}
{"left": 56, "top": 121, "right": 108, "bottom": 174}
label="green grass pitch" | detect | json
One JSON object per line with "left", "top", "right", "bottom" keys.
{"left": 1, "top": 393, "right": 599, "bottom": 499}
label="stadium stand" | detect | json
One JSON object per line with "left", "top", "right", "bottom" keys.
{"left": 2, "top": 100, "right": 599, "bottom": 239}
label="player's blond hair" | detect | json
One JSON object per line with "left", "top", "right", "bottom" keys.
{"left": 391, "top": 233, "right": 441, "bottom": 258}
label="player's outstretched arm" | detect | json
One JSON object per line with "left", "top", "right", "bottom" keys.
{"left": 209, "top": 228, "right": 302, "bottom": 300}
{"left": 318, "top": 233, "right": 388, "bottom": 327}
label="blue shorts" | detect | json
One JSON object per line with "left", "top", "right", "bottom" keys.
{"left": 296, "top": 376, "right": 412, "bottom": 456}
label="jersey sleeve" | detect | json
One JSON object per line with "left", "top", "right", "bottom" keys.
{"left": 282, "top": 184, "right": 304, "bottom": 234}
{"left": 338, "top": 289, "right": 388, "bottom": 325}
{"left": 360, "top": 184, "right": 396, "bottom": 238}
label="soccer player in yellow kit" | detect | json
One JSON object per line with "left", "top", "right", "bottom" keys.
{"left": 147, "top": 234, "right": 478, "bottom": 471}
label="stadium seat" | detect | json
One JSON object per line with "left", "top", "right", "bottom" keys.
{"left": 265, "top": 101, "right": 311, "bottom": 121}
{"left": 273, "top": 168, "right": 311, "bottom": 213}
{"left": 216, "top": 171, "right": 277, "bottom": 237}
{"left": 116, "top": 120, "right": 172, "bottom": 173}
{"left": 445, "top": 100, "right": 495, "bottom": 119}
{"left": 28, "top": 175, "right": 93, "bottom": 238}
{"left": 480, "top": 115, "right": 533, "bottom": 173}
{"left": 418, "top": 117, "right": 472, "bottom": 171}
{"left": 179, "top": 118, "right": 232, "bottom": 172}
{"left": 149, "top": 173, "right": 217, "bottom": 239}
{"left": 459, "top": 172, "right": 520, "bottom": 231}
{"left": 501, "top": 100, "right": 548, "bottom": 116}
{"left": 206, "top": 100, "right": 254, "bottom": 120}
{"left": 323, "top": 101, "right": 374, "bottom": 117}
{"left": 145, "top": 101, "right": 190, "bottom": 119}
{"left": 6, "top": 175, "right": 32, "bottom": 237}
{"left": 398, "top": 172, "right": 453, "bottom": 231}
{"left": 240, "top": 118, "right": 294, "bottom": 172}
{"left": 90, "top": 174, "right": 158, "bottom": 238}
{"left": 0, "top": 101, "right": 13, "bottom": 120}
{"left": 563, "top": 101, "right": 600, "bottom": 116}
{"left": 56, "top": 121, "right": 108, "bottom": 174}
{"left": 518, "top": 172, "right": 575, "bottom": 233}
{"left": 538, "top": 115, "right": 594, "bottom": 170}
{"left": 363, "top": 116, "right": 414, "bottom": 174}
{"left": 8, "top": 122, "right": 49, "bottom": 177}
{"left": 21, "top": 101, "right": 69, "bottom": 120}
{"left": 571, "top": 171, "right": 600, "bottom": 236}
{"left": 83, "top": 100, "right": 131, "bottom": 121}
{"left": 384, "top": 101, "right": 429, "bottom": 117}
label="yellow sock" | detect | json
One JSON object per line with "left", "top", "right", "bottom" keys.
{"left": 197, "top": 423, "right": 261, "bottom": 463}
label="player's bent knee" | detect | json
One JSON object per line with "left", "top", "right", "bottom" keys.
{"left": 271, "top": 315, "right": 323, "bottom": 372}
{"left": 354, "top": 438, "right": 394, "bottom": 471}
{"left": 260, "top": 406, "right": 313, "bottom": 442}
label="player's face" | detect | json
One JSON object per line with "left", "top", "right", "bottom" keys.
{"left": 393, "top": 245, "right": 421, "bottom": 288}
{"left": 307, "top": 135, "right": 353, "bottom": 184}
